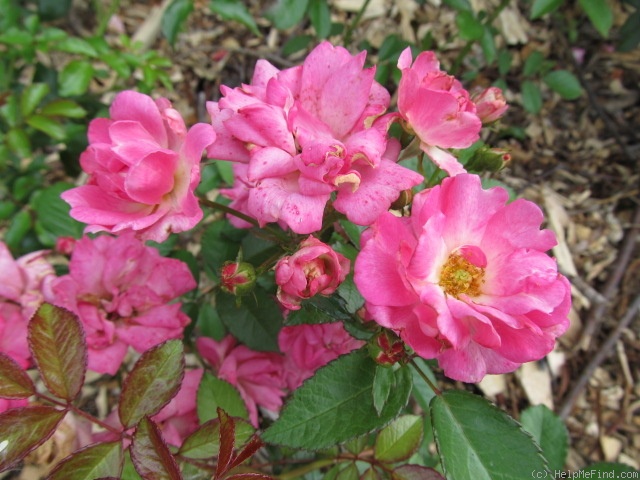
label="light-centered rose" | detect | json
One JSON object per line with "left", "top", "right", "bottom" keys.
{"left": 275, "top": 236, "right": 350, "bottom": 311}
{"left": 354, "top": 174, "right": 571, "bottom": 383}
{"left": 395, "top": 48, "right": 482, "bottom": 176}
{"left": 62, "top": 90, "right": 215, "bottom": 242}
{"left": 48, "top": 233, "right": 196, "bottom": 375}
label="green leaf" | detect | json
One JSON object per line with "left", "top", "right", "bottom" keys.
{"left": 410, "top": 358, "right": 438, "bottom": 412}
{"left": 32, "top": 182, "right": 86, "bottom": 246}
{"left": 20, "top": 83, "right": 50, "bottom": 117}
{"left": 308, "top": 0, "right": 331, "bottom": 39}
{"left": 282, "top": 34, "right": 314, "bottom": 57}
{"left": 262, "top": 349, "right": 412, "bottom": 449}
{"left": 40, "top": 99, "right": 87, "bottom": 118}
{"left": 37, "top": 0, "right": 72, "bottom": 20}
{"left": 523, "top": 51, "right": 545, "bottom": 77}
{"left": 196, "top": 372, "right": 249, "bottom": 423}
{"left": 0, "top": 406, "right": 66, "bottom": 472}
{"left": 118, "top": 340, "right": 185, "bottom": 429}
{"left": 130, "top": 416, "right": 182, "bottom": 480}
{"left": 201, "top": 220, "right": 245, "bottom": 280}
{"left": 55, "top": 37, "right": 98, "bottom": 57}
{"left": 59, "top": 60, "right": 94, "bottom": 96}
{"left": 216, "top": 288, "right": 281, "bottom": 352}
{"left": 480, "top": 26, "right": 497, "bottom": 65}
{"left": 578, "top": 0, "right": 613, "bottom": 37}
{"left": 456, "top": 10, "right": 484, "bottom": 41}
{"left": 530, "top": 0, "right": 564, "bottom": 19}
{"left": 179, "top": 418, "right": 254, "bottom": 459}
{"left": 48, "top": 441, "right": 124, "bottom": 480}
{"left": 162, "top": 0, "right": 194, "bottom": 46}
{"left": 0, "top": 28, "right": 33, "bottom": 46}
{"left": 543, "top": 70, "right": 583, "bottom": 100}
{"left": 520, "top": 405, "right": 568, "bottom": 472}
{"left": 26, "top": 114, "right": 66, "bottom": 140}
{"left": 375, "top": 415, "right": 423, "bottom": 463}
{"left": 5, "top": 209, "right": 32, "bottom": 252}
{"left": 209, "top": 0, "right": 260, "bottom": 36}
{"left": 6, "top": 128, "right": 31, "bottom": 158}
{"left": 286, "top": 294, "right": 351, "bottom": 326}
{"left": 0, "top": 353, "right": 35, "bottom": 398}
{"left": 28, "top": 303, "right": 87, "bottom": 401}
{"left": 0, "top": 94, "right": 20, "bottom": 128}
{"left": 521, "top": 80, "right": 542, "bottom": 114}
{"left": 442, "top": 0, "right": 472, "bottom": 11}
{"left": 372, "top": 365, "right": 395, "bottom": 416}
{"left": 618, "top": 10, "right": 640, "bottom": 52}
{"left": 580, "top": 463, "right": 639, "bottom": 475}
{"left": 102, "top": 52, "right": 132, "bottom": 78}
{"left": 431, "top": 390, "right": 549, "bottom": 480}
{"left": 265, "top": 0, "right": 310, "bottom": 30}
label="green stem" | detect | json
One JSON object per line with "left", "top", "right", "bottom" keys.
{"left": 94, "top": 0, "right": 121, "bottom": 37}
{"left": 450, "top": 0, "right": 511, "bottom": 76}
{"left": 409, "top": 358, "right": 442, "bottom": 396}
{"left": 343, "top": 0, "right": 372, "bottom": 46}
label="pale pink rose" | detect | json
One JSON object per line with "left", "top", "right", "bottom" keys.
{"left": 94, "top": 369, "right": 203, "bottom": 447}
{"left": 472, "top": 86, "right": 509, "bottom": 124}
{"left": 47, "top": 233, "right": 196, "bottom": 375}
{"left": 0, "top": 398, "right": 28, "bottom": 414}
{"left": 396, "top": 48, "right": 482, "bottom": 176}
{"left": 196, "top": 336, "right": 286, "bottom": 427}
{"left": 0, "top": 243, "right": 55, "bottom": 368}
{"left": 275, "top": 236, "right": 350, "bottom": 311}
{"left": 354, "top": 174, "right": 571, "bottom": 383}
{"left": 278, "top": 323, "right": 365, "bottom": 390}
{"left": 208, "top": 41, "right": 422, "bottom": 233}
{"left": 62, "top": 90, "right": 215, "bottom": 242}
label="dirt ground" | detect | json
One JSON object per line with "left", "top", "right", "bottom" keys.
{"left": 14, "top": 0, "right": 640, "bottom": 476}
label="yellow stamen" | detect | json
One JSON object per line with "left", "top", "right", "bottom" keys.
{"left": 439, "top": 253, "right": 485, "bottom": 298}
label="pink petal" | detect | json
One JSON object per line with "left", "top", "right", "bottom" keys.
{"left": 124, "top": 151, "right": 178, "bottom": 204}
{"left": 110, "top": 91, "right": 167, "bottom": 147}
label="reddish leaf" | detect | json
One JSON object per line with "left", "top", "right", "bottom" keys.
{"left": 118, "top": 340, "right": 184, "bottom": 429}
{"left": 179, "top": 417, "right": 254, "bottom": 460}
{"left": 0, "top": 352, "right": 35, "bottom": 398}
{"left": 28, "top": 303, "right": 87, "bottom": 401}
{"left": 216, "top": 408, "right": 236, "bottom": 479}
{"left": 225, "top": 474, "right": 274, "bottom": 480}
{"left": 229, "top": 435, "right": 264, "bottom": 470}
{"left": 392, "top": 465, "right": 445, "bottom": 480}
{"left": 48, "top": 441, "right": 123, "bottom": 479}
{"left": 0, "top": 405, "right": 66, "bottom": 472}
{"left": 130, "top": 416, "right": 182, "bottom": 480}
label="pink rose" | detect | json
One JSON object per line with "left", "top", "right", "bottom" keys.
{"left": 0, "top": 243, "right": 55, "bottom": 368}
{"left": 62, "top": 90, "right": 215, "bottom": 242}
{"left": 47, "top": 233, "right": 196, "bottom": 375}
{"left": 472, "top": 86, "right": 509, "bottom": 124}
{"left": 197, "top": 336, "right": 286, "bottom": 427}
{"left": 278, "top": 323, "right": 365, "bottom": 390}
{"left": 354, "top": 174, "right": 571, "bottom": 383}
{"left": 208, "top": 41, "right": 422, "bottom": 234}
{"left": 275, "top": 236, "right": 350, "bottom": 311}
{"left": 396, "top": 48, "right": 482, "bottom": 176}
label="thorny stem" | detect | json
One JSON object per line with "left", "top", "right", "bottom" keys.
{"left": 450, "top": 0, "right": 511, "bottom": 76}
{"left": 409, "top": 358, "right": 442, "bottom": 396}
{"left": 343, "top": 0, "right": 372, "bottom": 46}
{"left": 36, "top": 392, "right": 126, "bottom": 437}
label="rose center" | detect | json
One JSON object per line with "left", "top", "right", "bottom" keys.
{"left": 439, "top": 253, "right": 485, "bottom": 298}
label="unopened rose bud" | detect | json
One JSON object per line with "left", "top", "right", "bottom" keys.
{"left": 472, "top": 86, "right": 508, "bottom": 124}
{"left": 390, "top": 189, "right": 414, "bottom": 210}
{"left": 368, "top": 330, "right": 407, "bottom": 367}
{"left": 55, "top": 236, "right": 76, "bottom": 255}
{"left": 465, "top": 147, "right": 511, "bottom": 173}
{"left": 220, "top": 261, "right": 256, "bottom": 296}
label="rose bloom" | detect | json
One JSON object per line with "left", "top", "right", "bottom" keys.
{"left": 471, "top": 86, "right": 509, "bottom": 124}
{"left": 197, "top": 336, "right": 286, "bottom": 427}
{"left": 0, "top": 242, "right": 55, "bottom": 368}
{"left": 207, "top": 41, "right": 422, "bottom": 234}
{"left": 354, "top": 174, "right": 571, "bottom": 383}
{"left": 395, "top": 48, "right": 482, "bottom": 176}
{"left": 278, "top": 323, "right": 365, "bottom": 390}
{"left": 47, "top": 233, "right": 196, "bottom": 375}
{"left": 275, "top": 236, "right": 350, "bottom": 311}
{"left": 62, "top": 90, "right": 215, "bottom": 242}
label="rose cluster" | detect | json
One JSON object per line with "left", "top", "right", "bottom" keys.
{"left": 1, "top": 41, "right": 571, "bottom": 444}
